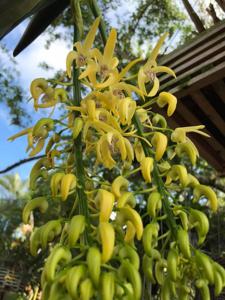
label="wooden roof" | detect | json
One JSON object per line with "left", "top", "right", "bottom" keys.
{"left": 159, "top": 20, "right": 225, "bottom": 172}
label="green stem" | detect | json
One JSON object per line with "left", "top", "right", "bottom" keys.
{"left": 72, "top": 19, "right": 90, "bottom": 243}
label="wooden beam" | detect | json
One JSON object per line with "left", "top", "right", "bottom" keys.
{"left": 160, "top": 20, "right": 225, "bottom": 66}
{"left": 160, "top": 40, "right": 225, "bottom": 84}
{"left": 168, "top": 61, "right": 225, "bottom": 97}
{"left": 211, "top": 80, "right": 225, "bottom": 104}
{"left": 159, "top": 31, "right": 225, "bottom": 71}
{"left": 190, "top": 91, "right": 225, "bottom": 136}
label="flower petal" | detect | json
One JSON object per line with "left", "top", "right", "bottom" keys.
{"left": 148, "top": 32, "right": 168, "bottom": 62}
{"left": 94, "top": 72, "right": 118, "bottom": 89}
{"left": 66, "top": 51, "right": 78, "bottom": 78}
{"left": 79, "top": 62, "right": 97, "bottom": 80}
{"left": 152, "top": 66, "right": 176, "bottom": 78}
{"left": 138, "top": 67, "right": 147, "bottom": 96}
{"left": 103, "top": 28, "right": 117, "bottom": 63}
{"left": 118, "top": 58, "right": 142, "bottom": 80}
{"left": 83, "top": 17, "right": 101, "bottom": 50}
{"left": 147, "top": 77, "right": 159, "bottom": 97}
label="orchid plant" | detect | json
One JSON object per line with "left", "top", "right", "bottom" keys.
{"left": 9, "top": 3, "right": 224, "bottom": 300}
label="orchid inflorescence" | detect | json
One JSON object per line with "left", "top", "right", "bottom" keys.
{"left": 9, "top": 16, "right": 224, "bottom": 300}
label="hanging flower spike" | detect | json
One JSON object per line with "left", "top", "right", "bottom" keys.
{"left": 81, "top": 28, "right": 119, "bottom": 89}
{"left": 157, "top": 92, "right": 177, "bottom": 117}
{"left": 66, "top": 16, "right": 101, "bottom": 78}
{"left": 138, "top": 33, "right": 176, "bottom": 98}
{"left": 171, "top": 125, "right": 210, "bottom": 143}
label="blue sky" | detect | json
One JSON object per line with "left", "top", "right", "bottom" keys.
{"left": 0, "top": 0, "right": 221, "bottom": 181}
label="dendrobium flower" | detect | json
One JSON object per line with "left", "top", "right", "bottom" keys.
{"left": 171, "top": 125, "right": 210, "bottom": 143}
{"left": 79, "top": 28, "right": 119, "bottom": 89}
{"left": 117, "top": 97, "right": 137, "bottom": 126}
{"left": 66, "top": 17, "right": 100, "bottom": 78}
{"left": 138, "top": 33, "right": 176, "bottom": 97}
{"left": 157, "top": 92, "right": 177, "bottom": 117}
{"left": 96, "top": 131, "right": 127, "bottom": 169}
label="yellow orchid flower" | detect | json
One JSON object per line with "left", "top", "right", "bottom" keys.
{"left": 30, "top": 78, "right": 56, "bottom": 110}
{"left": 134, "top": 140, "right": 145, "bottom": 162}
{"left": 175, "top": 140, "right": 199, "bottom": 165}
{"left": 151, "top": 132, "right": 168, "bottom": 161}
{"left": 140, "top": 157, "right": 154, "bottom": 183}
{"left": 118, "top": 97, "right": 137, "bottom": 125}
{"left": 152, "top": 113, "right": 167, "bottom": 128}
{"left": 157, "top": 92, "right": 177, "bottom": 117}
{"left": 165, "top": 165, "right": 188, "bottom": 188}
{"left": 136, "top": 108, "right": 149, "bottom": 123}
{"left": 96, "top": 131, "right": 127, "bottom": 169}
{"left": 79, "top": 28, "right": 119, "bottom": 89}
{"left": 110, "top": 81, "right": 144, "bottom": 99}
{"left": 124, "top": 138, "right": 134, "bottom": 164}
{"left": 66, "top": 17, "right": 100, "bottom": 78}
{"left": 96, "top": 135, "right": 116, "bottom": 169}
{"left": 111, "top": 176, "right": 129, "bottom": 198}
{"left": 138, "top": 33, "right": 176, "bottom": 97}
{"left": 8, "top": 127, "right": 33, "bottom": 141}
{"left": 171, "top": 125, "right": 210, "bottom": 143}
{"left": 193, "top": 184, "right": 218, "bottom": 212}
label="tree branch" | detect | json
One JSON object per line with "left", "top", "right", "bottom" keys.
{"left": 0, "top": 155, "right": 45, "bottom": 174}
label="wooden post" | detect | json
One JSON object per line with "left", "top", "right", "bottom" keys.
{"left": 215, "top": 0, "right": 225, "bottom": 12}
{"left": 181, "top": 0, "right": 205, "bottom": 32}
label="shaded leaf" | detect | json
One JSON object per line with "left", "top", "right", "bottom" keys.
{"left": 13, "top": 0, "right": 69, "bottom": 56}
{"left": 0, "top": 0, "right": 58, "bottom": 39}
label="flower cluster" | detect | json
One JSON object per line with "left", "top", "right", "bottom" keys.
{"left": 10, "top": 17, "right": 224, "bottom": 300}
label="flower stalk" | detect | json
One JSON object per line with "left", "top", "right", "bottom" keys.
{"left": 72, "top": 16, "right": 90, "bottom": 242}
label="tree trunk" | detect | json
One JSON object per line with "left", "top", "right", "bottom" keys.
{"left": 181, "top": 0, "right": 205, "bottom": 33}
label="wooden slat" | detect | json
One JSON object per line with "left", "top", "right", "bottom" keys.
{"left": 160, "top": 40, "right": 225, "bottom": 83}
{"left": 160, "top": 20, "right": 225, "bottom": 65}
{"left": 190, "top": 91, "right": 225, "bottom": 136}
{"left": 160, "top": 31, "right": 225, "bottom": 71}
{"left": 169, "top": 61, "right": 225, "bottom": 97}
